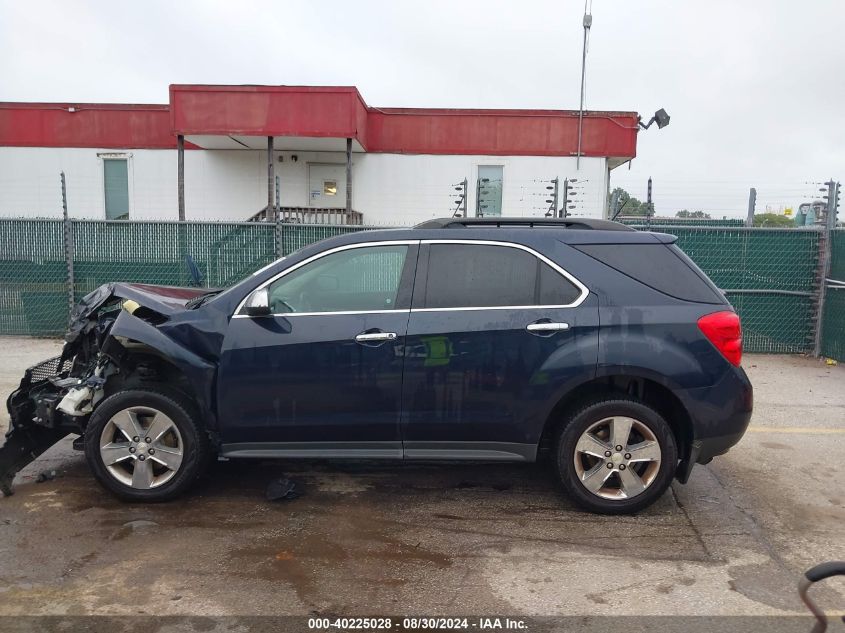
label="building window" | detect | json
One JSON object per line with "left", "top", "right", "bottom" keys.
{"left": 477, "top": 165, "right": 503, "bottom": 217}
{"left": 103, "top": 158, "right": 129, "bottom": 220}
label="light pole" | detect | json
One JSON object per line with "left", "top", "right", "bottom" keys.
{"left": 576, "top": 1, "right": 592, "bottom": 170}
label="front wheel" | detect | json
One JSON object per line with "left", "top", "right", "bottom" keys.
{"left": 84, "top": 388, "right": 210, "bottom": 502}
{"left": 555, "top": 397, "right": 678, "bottom": 514}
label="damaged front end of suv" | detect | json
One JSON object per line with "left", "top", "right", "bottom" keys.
{"left": 0, "top": 282, "right": 221, "bottom": 495}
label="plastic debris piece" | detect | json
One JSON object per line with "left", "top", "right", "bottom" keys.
{"left": 35, "top": 470, "right": 57, "bottom": 483}
{"left": 265, "top": 477, "right": 304, "bottom": 501}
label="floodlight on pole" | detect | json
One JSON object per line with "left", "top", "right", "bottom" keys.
{"left": 638, "top": 108, "right": 671, "bottom": 130}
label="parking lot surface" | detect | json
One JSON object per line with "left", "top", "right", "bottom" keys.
{"left": 0, "top": 337, "right": 843, "bottom": 616}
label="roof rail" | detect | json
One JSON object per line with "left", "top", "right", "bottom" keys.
{"left": 414, "top": 217, "right": 636, "bottom": 231}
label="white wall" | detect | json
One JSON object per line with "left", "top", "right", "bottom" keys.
{"left": 0, "top": 147, "right": 610, "bottom": 224}
{"left": 354, "top": 154, "right": 608, "bottom": 225}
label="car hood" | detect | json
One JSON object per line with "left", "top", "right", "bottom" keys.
{"left": 66, "top": 282, "right": 211, "bottom": 343}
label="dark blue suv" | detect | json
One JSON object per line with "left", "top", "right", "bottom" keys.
{"left": 1, "top": 217, "right": 752, "bottom": 514}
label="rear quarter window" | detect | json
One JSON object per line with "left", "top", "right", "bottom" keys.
{"left": 573, "top": 243, "right": 725, "bottom": 304}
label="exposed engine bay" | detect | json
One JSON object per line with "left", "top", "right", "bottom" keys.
{"left": 1, "top": 282, "right": 220, "bottom": 495}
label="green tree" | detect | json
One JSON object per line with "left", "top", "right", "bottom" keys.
{"left": 753, "top": 213, "right": 793, "bottom": 227}
{"left": 611, "top": 187, "right": 651, "bottom": 216}
{"left": 676, "top": 210, "right": 711, "bottom": 219}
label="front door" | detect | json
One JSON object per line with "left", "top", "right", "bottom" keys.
{"left": 401, "top": 240, "right": 598, "bottom": 461}
{"left": 308, "top": 164, "right": 347, "bottom": 208}
{"left": 218, "top": 242, "right": 418, "bottom": 457}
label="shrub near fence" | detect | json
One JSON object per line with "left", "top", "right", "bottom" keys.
{"left": 0, "top": 218, "right": 832, "bottom": 357}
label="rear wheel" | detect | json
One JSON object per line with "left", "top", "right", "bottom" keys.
{"left": 84, "top": 388, "right": 209, "bottom": 502}
{"left": 555, "top": 397, "right": 678, "bottom": 514}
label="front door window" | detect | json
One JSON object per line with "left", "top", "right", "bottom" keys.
{"left": 265, "top": 245, "right": 408, "bottom": 314}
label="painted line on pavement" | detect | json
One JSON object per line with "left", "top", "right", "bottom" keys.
{"left": 746, "top": 426, "right": 845, "bottom": 435}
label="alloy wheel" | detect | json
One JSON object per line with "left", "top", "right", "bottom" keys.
{"left": 573, "top": 416, "right": 662, "bottom": 500}
{"left": 99, "top": 406, "right": 184, "bottom": 489}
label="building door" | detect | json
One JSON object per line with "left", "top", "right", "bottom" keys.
{"left": 477, "top": 165, "right": 503, "bottom": 216}
{"left": 308, "top": 164, "right": 347, "bottom": 208}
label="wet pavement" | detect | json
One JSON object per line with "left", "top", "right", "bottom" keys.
{"left": 1, "top": 339, "right": 843, "bottom": 616}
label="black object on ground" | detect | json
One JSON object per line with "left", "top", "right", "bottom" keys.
{"left": 265, "top": 477, "right": 304, "bottom": 501}
{"left": 36, "top": 470, "right": 57, "bottom": 483}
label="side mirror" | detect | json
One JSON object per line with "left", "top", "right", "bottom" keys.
{"left": 245, "top": 287, "right": 271, "bottom": 317}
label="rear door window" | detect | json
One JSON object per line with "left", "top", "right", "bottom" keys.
{"left": 420, "top": 243, "right": 582, "bottom": 309}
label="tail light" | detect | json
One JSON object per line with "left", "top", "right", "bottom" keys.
{"left": 697, "top": 311, "right": 742, "bottom": 367}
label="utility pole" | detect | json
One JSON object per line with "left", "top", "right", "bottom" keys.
{"left": 825, "top": 180, "right": 840, "bottom": 229}
{"left": 561, "top": 179, "right": 569, "bottom": 218}
{"left": 746, "top": 187, "right": 757, "bottom": 227}
{"left": 476, "top": 177, "right": 490, "bottom": 217}
{"left": 814, "top": 179, "right": 840, "bottom": 356}
{"left": 646, "top": 177, "right": 653, "bottom": 228}
{"left": 545, "top": 178, "right": 559, "bottom": 217}
{"left": 609, "top": 187, "right": 621, "bottom": 220}
{"left": 576, "top": 3, "right": 592, "bottom": 170}
{"left": 61, "top": 172, "right": 75, "bottom": 325}
{"left": 267, "top": 136, "right": 275, "bottom": 221}
{"left": 177, "top": 135, "right": 185, "bottom": 221}
{"left": 560, "top": 178, "right": 578, "bottom": 218}
{"left": 452, "top": 178, "right": 468, "bottom": 217}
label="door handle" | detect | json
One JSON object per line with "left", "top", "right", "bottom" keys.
{"left": 526, "top": 322, "right": 570, "bottom": 333}
{"left": 355, "top": 331, "right": 398, "bottom": 343}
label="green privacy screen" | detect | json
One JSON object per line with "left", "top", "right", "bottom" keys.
{"left": 652, "top": 226, "right": 821, "bottom": 354}
{"left": 821, "top": 229, "right": 845, "bottom": 361}
{"left": 0, "top": 219, "right": 827, "bottom": 356}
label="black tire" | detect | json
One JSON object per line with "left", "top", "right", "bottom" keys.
{"left": 84, "top": 388, "right": 210, "bottom": 502}
{"left": 555, "top": 397, "right": 678, "bottom": 515}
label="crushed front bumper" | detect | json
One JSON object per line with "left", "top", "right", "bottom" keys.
{"left": 0, "top": 355, "right": 77, "bottom": 495}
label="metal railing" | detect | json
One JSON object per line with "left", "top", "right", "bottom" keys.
{"left": 248, "top": 206, "right": 364, "bottom": 225}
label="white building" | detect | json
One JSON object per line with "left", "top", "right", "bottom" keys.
{"left": 0, "top": 85, "right": 640, "bottom": 225}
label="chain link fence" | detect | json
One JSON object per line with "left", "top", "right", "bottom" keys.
{"left": 0, "top": 218, "right": 379, "bottom": 336}
{"left": 821, "top": 229, "right": 845, "bottom": 361}
{"left": 618, "top": 217, "right": 745, "bottom": 227}
{"left": 650, "top": 226, "right": 821, "bottom": 354}
{"left": 0, "top": 218, "right": 834, "bottom": 357}
{"left": 0, "top": 219, "right": 67, "bottom": 336}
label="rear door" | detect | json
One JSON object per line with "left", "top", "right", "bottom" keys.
{"left": 400, "top": 239, "right": 599, "bottom": 461}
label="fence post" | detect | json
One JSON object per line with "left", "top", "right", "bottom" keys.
{"left": 813, "top": 180, "right": 839, "bottom": 356}
{"left": 813, "top": 226, "right": 832, "bottom": 357}
{"left": 61, "top": 171, "right": 75, "bottom": 326}
{"left": 746, "top": 188, "right": 756, "bottom": 227}
{"left": 275, "top": 215, "right": 283, "bottom": 259}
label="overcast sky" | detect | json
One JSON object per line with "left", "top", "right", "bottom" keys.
{"left": 1, "top": 0, "right": 843, "bottom": 217}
